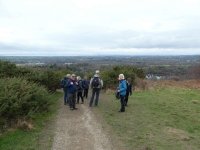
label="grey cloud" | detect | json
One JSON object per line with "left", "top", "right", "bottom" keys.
{"left": 1, "top": 0, "right": 200, "bottom": 56}
{"left": 118, "top": 30, "right": 200, "bottom": 49}
{"left": 44, "top": 26, "right": 200, "bottom": 50}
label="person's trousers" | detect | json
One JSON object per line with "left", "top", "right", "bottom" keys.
{"left": 89, "top": 88, "right": 100, "bottom": 106}
{"left": 120, "top": 95, "right": 125, "bottom": 112}
{"left": 64, "top": 90, "right": 68, "bottom": 104}
{"left": 68, "top": 93, "right": 76, "bottom": 109}
{"left": 124, "top": 94, "right": 129, "bottom": 106}
{"left": 83, "top": 89, "right": 89, "bottom": 99}
{"left": 77, "top": 91, "right": 84, "bottom": 103}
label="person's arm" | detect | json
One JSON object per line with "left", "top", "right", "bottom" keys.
{"left": 100, "top": 79, "right": 103, "bottom": 88}
{"left": 90, "top": 78, "right": 93, "bottom": 88}
{"left": 80, "top": 81, "right": 84, "bottom": 90}
{"left": 129, "top": 84, "right": 132, "bottom": 95}
{"left": 63, "top": 80, "right": 67, "bottom": 88}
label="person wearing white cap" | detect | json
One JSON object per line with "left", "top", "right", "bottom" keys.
{"left": 117, "top": 74, "right": 127, "bottom": 112}
{"left": 89, "top": 70, "right": 103, "bottom": 107}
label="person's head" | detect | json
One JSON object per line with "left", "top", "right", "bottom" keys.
{"left": 77, "top": 76, "right": 81, "bottom": 81}
{"left": 127, "top": 77, "right": 131, "bottom": 83}
{"left": 71, "top": 74, "right": 76, "bottom": 80}
{"left": 95, "top": 70, "right": 100, "bottom": 74}
{"left": 66, "top": 74, "right": 71, "bottom": 78}
{"left": 94, "top": 70, "right": 100, "bottom": 77}
{"left": 84, "top": 76, "right": 88, "bottom": 80}
{"left": 118, "top": 74, "right": 125, "bottom": 80}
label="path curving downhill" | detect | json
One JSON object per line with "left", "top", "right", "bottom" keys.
{"left": 52, "top": 99, "right": 114, "bottom": 150}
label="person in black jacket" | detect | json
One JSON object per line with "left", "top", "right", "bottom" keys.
{"left": 83, "top": 76, "right": 90, "bottom": 99}
{"left": 89, "top": 70, "right": 103, "bottom": 107}
{"left": 77, "top": 76, "right": 84, "bottom": 104}
{"left": 125, "top": 78, "right": 132, "bottom": 106}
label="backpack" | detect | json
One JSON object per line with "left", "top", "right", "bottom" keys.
{"left": 82, "top": 80, "right": 89, "bottom": 89}
{"left": 92, "top": 77, "right": 100, "bottom": 88}
{"left": 115, "top": 89, "right": 120, "bottom": 99}
{"left": 126, "top": 81, "right": 129, "bottom": 93}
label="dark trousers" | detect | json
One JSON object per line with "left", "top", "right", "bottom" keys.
{"left": 89, "top": 88, "right": 100, "bottom": 106}
{"left": 64, "top": 90, "right": 68, "bottom": 104}
{"left": 120, "top": 95, "right": 125, "bottom": 112}
{"left": 68, "top": 93, "right": 76, "bottom": 109}
{"left": 77, "top": 91, "right": 84, "bottom": 103}
{"left": 124, "top": 94, "right": 129, "bottom": 106}
{"left": 83, "top": 89, "right": 89, "bottom": 99}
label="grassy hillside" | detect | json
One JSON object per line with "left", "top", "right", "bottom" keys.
{"left": 0, "top": 92, "right": 62, "bottom": 150}
{"left": 98, "top": 88, "right": 200, "bottom": 150}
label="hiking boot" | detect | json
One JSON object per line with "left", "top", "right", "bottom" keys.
{"left": 118, "top": 110, "right": 125, "bottom": 112}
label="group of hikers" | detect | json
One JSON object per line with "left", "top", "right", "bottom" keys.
{"left": 60, "top": 70, "right": 133, "bottom": 112}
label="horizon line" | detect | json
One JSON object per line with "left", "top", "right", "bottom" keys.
{"left": 1, "top": 54, "right": 200, "bottom": 57}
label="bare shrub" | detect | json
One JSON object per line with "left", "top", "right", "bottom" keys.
{"left": 135, "top": 78, "right": 148, "bottom": 91}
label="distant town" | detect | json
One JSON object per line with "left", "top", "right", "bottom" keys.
{"left": 1, "top": 55, "right": 200, "bottom": 80}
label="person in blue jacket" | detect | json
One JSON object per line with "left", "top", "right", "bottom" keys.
{"left": 117, "top": 74, "right": 127, "bottom": 112}
{"left": 67, "top": 74, "right": 78, "bottom": 110}
{"left": 62, "top": 74, "right": 71, "bottom": 105}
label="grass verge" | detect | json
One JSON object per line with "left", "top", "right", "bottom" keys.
{"left": 0, "top": 91, "right": 62, "bottom": 150}
{"left": 98, "top": 88, "right": 200, "bottom": 150}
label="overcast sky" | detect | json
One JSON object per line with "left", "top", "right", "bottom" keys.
{"left": 0, "top": 0, "right": 200, "bottom": 56}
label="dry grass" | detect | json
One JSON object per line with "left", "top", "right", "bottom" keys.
{"left": 164, "top": 127, "right": 190, "bottom": 141}
{"left": 143, "top": 79, "right": 200, "bottom": 90}
{"left": 17, "top": 120, "right": 34, "bottom": 131}
{"left": 192, "top": 100, "right": 200, "bottom": 104}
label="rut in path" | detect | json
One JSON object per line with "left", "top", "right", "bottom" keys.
{"left": 51, "top": 99, "right": 114, "bottom": 150}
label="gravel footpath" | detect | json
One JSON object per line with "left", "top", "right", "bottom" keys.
{"left": 51, "top": 99, "right": 114, "bottom": 150}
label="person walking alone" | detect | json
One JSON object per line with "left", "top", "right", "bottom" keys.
{"left": 89, "top": 70, "right": 103, "bottom": 107}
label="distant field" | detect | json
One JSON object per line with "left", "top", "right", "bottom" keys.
{"left": 98, "top": 87, "right": 200, "bottom": 150}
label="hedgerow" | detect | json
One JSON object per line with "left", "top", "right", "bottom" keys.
{"left": 0, "top": 77, "right": 50, "bottom": 131}
{"left": 0, "top": 60, "right": 61, "bottom": 92}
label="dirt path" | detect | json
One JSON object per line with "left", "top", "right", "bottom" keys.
{"left": 51, "top": 99, "right": 114, "bottom": 150}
